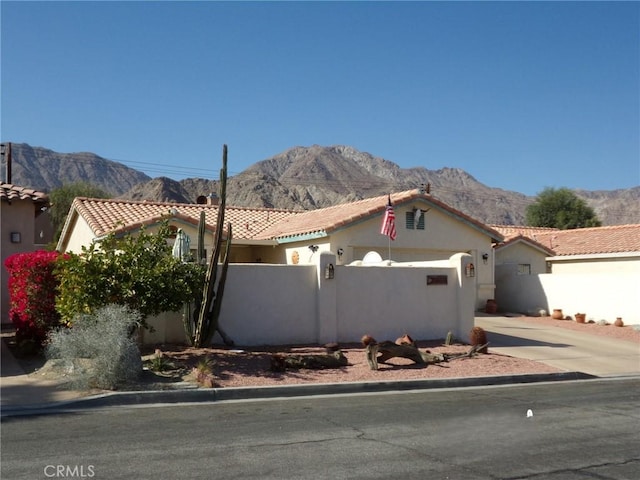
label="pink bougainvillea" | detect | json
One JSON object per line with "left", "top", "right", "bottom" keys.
{"left": 4, "top": 250, "right": 66, "bottom": 347}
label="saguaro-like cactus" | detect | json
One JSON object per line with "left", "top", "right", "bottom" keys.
{"left": 197, "top": 210, "right": 206, "bottom": 265}
{"left": 181, "top": 211, "right": 207, "bottom": 344}
{"left": 192, "top": 145, "right": 233, "bottom": 348}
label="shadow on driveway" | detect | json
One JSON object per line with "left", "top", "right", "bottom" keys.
{"left": 485, "top": 331, "right": 572, "bottom": 349}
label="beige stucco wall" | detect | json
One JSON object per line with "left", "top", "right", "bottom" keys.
{"left": 549, "top": 255, "right": 640, "bottom": 274}
{"left": 542, "top": 272, "right": 639, "bottom": 324}
{"left": 495, "top": 265, "right": 640, "bottom": 325}
{"left": 61, "top": 215, "right": 96, "bottom": 254}
{"left": 2, "top": 200, "right": 37, "bottom": 323}
{"left": 146, "top": 253, "right": 477, "bottom": 346}
{"left": 496, "top": 242, "right": 549, "bottom": 275}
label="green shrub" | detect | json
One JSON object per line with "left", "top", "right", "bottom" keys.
{"left": 55, "top": 222, "right": 204, "bottom": 327}
{"left": 45, "top": 304, "right": 143, "bottom": 390}
{"left": 148, "top": 349, "right": 174, "bottom": 372}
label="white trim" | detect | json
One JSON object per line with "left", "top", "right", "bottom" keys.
{"left": 546, "top": 251, "right": 640, "bottom": 262}
{"left": 233, "top": 238, "right": 278, "bottom": 246}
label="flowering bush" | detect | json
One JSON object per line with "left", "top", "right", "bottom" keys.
{"left": 4, "top": 250, "right": 66, "bottom": 348}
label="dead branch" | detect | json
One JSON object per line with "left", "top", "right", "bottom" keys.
{"left": 365, "top": 339, "right": 489, "bottom": 371}
{"left": 270, "top": 350, "right": 349, "bottom": 372}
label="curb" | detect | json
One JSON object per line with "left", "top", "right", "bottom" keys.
{"left": 0, "top": 371, "right": 598, "bottom": 417}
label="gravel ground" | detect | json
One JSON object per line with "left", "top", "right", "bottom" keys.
{"left": 22, "top": 315, "right": 640, "bottom": 392}
{"left": 139, "top": 315, "right": 639, "bottom": 390}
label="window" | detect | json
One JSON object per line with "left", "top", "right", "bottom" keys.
{"left": 517, "top": 264, "right": 531, "bottom": 275}
{"left": 405, "top": 210, "right": 425, "bottom": 230}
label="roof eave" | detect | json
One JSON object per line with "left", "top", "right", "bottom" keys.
{"left": 546, "top": 251, "right": 640, "bottom": 261}
{"left": 274, "top": 231, "right": 328, "bottom": 244}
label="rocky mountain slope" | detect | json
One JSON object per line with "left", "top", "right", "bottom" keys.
{"left": 3, "top": 143, "right": 151, "bottom": 196}
{"left": 4, "top": 143, "right": 638, "bottom": 226}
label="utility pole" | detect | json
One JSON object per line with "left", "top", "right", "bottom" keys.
{"left": 0, "top": 142, "right": 11, "bottom": 183}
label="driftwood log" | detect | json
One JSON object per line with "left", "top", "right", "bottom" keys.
{"left": 363, "top": 334, "right": 489, "bottom": 370}
{"left": 270, "top": 350, "right": 348, "bottom": 372}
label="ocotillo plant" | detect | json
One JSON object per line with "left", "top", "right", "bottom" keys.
{"left": 192, "top": 145, "right": 233, "bottom": 348}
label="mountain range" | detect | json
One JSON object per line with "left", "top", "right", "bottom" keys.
{"left": 3, "top": 142, "right": 639, "bottom": 226}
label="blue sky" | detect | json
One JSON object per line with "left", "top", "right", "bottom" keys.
{"left": 1, "top": 1, "right": 638, "bottom": 196}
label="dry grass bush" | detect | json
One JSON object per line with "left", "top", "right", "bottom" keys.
{"left": 45, "top": 304, "right": 143, "bottom": 390}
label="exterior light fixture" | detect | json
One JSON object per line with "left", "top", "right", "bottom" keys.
{"left": 337, "top": 248, "right": 344, "bottom": 259}
{"left": 482, "top": 253, "right": 489, "bottom": 264}
{"left": 308, "top": 245, "right": 319, "bottom": 253}
{"left": 325, "top": 263, "right": 335, "bottom": 279}
{"left": 465, "top": 263, "right": 475, "bottom": 278}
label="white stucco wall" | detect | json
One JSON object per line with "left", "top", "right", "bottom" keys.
{"left": 146, "top": 253, "right": 477, "bottom": 346}
{"left": 541, "top": 272, "right": 639, "bottom": 324}
{"left": 494, "top": 266, "right": 640, "bottom": 325}
{"left": 496, "top": 242, "right": 549, "bottom": 275}
{"left": 549, "top": 255, "right": 640, "bottom": 274}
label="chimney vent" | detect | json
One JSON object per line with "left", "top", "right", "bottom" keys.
{"left": 196, "top": 193, "right": 219, "bottom": 206}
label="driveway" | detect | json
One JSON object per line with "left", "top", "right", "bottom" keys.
{"left": 476, "top": 315, "right": 640, "bottom": 377}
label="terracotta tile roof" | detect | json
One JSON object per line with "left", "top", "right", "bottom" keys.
{"left": 67, "top": 189, "right": 504, "bottom": 245}
{"left": 494, "top": 234, "right": 555, "bottom": 256}
{"left": 0, "top": 183, "right": 49, "bottom": 204}
{"left": 71, "top": 197, "right": 298, "bottom": 240}
{"left": 490, "top": 225, "right": 559, "bottom": 241}
{"left": 259, "top": 189, "right": 504, "bottom": 242}
{"left": 532, "top": 224, "right": 640, "bottom": 256}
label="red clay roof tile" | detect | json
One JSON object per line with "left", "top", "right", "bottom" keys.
{"left": 492, "top": 224, "right": 640, "bottom": 256}
{"left": 0, "top": 183, "right": 49, "bottom": 203}
{"left": 533, "top": 224, "right": 640, "bottom": 256}
{"left": 69, "top": 189, "right": 504, "bottom": 244}
{"left": 72, "top": 197, "right": 298, "bottom": 240}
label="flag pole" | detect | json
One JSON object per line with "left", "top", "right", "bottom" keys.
{"left": 387, "top": 235, "right": 391, "bottom": 262}
{"left": 381, "top": 193, "right": 396, "bottom": 262}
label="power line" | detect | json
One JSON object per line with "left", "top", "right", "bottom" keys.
{"left": 19, "top": 149, "right": 638, "bottom": 220}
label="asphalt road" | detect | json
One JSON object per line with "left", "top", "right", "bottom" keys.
{"left": 2, "top": 378, "right": 639, "bottom": 480}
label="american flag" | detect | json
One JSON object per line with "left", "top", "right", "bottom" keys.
{"left": 380, "top": 195, "right": 397, "bottom": 241}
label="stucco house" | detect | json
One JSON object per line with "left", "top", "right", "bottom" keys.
{"left": 491, "top": 224, "right": 640, "bottom": 323}
{"left": 57, "top": 188, "right": 504, "bottom": 311}
{"left": 1, "top": 183, "right": 53, "bottom": 325}
{"left": 531, "top": 224, "right": 640, "bottom": 274}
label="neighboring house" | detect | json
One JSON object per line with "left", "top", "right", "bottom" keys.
{"left": 1, "top": 183, "right": 53, "bottom": 325}
{"left": 492, "top": 225, "right": 558, "bottom": 276}
{"left": 56, "top": 188, "right": 504, "bottom": 310}
{"left": 532, "top": 224, "right": 640, "bottom": 274}
{"left": 491, "top": 224, "right": 640, "bottom": 323}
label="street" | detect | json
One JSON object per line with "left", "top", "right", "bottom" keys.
{"left": 2, "top": 378, "right": 639, "bottom": 479}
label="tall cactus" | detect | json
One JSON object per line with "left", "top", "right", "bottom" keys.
{"left": 197, "top": 210, "right": 206, "bottom": 265}
{"left": 181, "top": 210, "right": 207, "bottom": 345}
{"left": 192, "top": 145, "right": 233, "bottom": 348}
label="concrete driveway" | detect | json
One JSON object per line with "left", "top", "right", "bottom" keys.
{"left": 476, "top": 315, "right": 640, "bottom": 377}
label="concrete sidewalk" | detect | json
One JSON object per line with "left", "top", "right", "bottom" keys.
{"left": 476, "top": 315, "right": 640, "bottom": 377}
{"left": 1, "top": 333, "right": 92, "bottom": 409}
